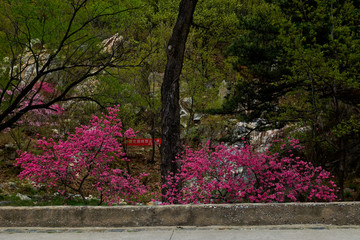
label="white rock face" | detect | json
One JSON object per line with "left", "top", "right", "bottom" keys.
{"left": 101, "top": 33, "right": 124, "bottom": 54}
{"left": 232, "top": 119, "right": 285, "bottom": 152}
{"left": 250, "top": 129, "right": 283, "bottom": 152}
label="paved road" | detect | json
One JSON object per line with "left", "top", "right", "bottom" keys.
{"left": 1, "top": 225, "right": 359, "bottom": 240}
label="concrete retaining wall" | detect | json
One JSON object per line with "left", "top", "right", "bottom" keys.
{"left": 1, "top": 202, "right": 359, "bottom": 227}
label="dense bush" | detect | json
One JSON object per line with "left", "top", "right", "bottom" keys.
{"left": 162, "top": 138, "right": 338, "bottom": 204}
{"left": 16, "top": 106, "right": 148, "bottom": 205}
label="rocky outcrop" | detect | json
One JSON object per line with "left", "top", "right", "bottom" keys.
{"left": 231, "top": 119, "right": 285, "bottom": 152}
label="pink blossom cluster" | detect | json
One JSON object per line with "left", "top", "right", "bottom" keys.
{"left": 15, "top": 106, "right": 147, "bottom": 205}
{"left": 20, "top": 82, "right": 63, "bottom": 127}
{"left": 162, "top": 138, "right": 338, "bottom": 204}
{"left": 1, "top": 82, "right": 63, "bottom": 129}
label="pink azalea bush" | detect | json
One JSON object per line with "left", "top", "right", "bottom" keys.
{"left": 162, "top": 138, "right": 338, "bottom": 204}
{"left": 16, "top": 106, "right": 148, "bottom": 205}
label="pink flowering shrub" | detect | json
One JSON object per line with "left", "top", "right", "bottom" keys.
{"left": 163, "top": 138, "right": 338, "bottom": 204}
{"left": 15, "top": 106, "right": 148, "bottom": 205}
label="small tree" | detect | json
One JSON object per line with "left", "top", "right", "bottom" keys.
{"left": 162, "top": 138, "right": 338, "bottom": 204}
{"left": 0, "top": 0, "right": 139, "bottom": 132}
{"left": 16, "top": 106, "right": 148, "bottom": 205}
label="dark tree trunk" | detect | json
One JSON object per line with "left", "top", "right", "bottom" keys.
{"left": 160, "top": 0, "right": 198, "bottom": 199}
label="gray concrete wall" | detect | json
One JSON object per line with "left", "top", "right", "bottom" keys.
{"left": 1, "top": 202, "right": 359, "bottom": 227}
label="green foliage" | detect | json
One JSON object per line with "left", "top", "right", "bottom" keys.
{"left": 0, "top": 0, "right": 147, "bottom": 133}
{"left": 225, "top": 0, "right": 292, "bottom": 118}
{"left": 276, "top": 0, "right": 360, "bottom": 156}
{"left": 91, "top": 0, "right": 241, "bottom": 141}
{"left": 227, "top": 0, "right": 360, "bottom": 197}
{"left": 333, "top": 115, "right": 360, "bottom": 138}
{"left": 0, "top": 193, "right": 105, "bottom": 206}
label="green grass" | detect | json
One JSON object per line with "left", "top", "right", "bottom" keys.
{"left": 0, "top": 193, "right": 104, "bottom": 206}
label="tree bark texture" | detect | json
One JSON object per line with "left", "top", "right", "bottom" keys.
{"left": 161, "top": 0, "right": 198, "bottom": 198}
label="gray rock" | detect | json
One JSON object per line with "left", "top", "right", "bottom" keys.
{"left": 193, "top": 113, "right": 205, "bottom": 122}
{"left": 8, "top": 182, "right": 17, "bottom": 189}
{"left": 16, "top": 193, "right": 32, "bottom": 201}
{"left": 218, "top": 80, "right": 230, "bottom": 102}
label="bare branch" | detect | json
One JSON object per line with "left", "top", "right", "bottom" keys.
{"left": 60, "top": 96, "right": 105, "bottom": 109}
{"left": 0, "top": 1, "right": 145, "bottom": 132}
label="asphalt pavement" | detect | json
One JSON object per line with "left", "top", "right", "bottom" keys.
{"left": 1, "top": 225, "right": 359, "bottom": 240}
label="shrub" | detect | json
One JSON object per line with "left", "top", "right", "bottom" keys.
{"left": 163, "top": 138, "right": 338, "bottom": 204}
{"left": 15, "top": 106, "right": 148, "bottom": 205}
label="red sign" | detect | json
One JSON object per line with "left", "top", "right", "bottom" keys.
{"left": 124, "top": 138, "right": 161, "bottom": 146}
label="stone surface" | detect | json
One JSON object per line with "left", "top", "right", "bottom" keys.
{"left": 0, "top": 202, "right": 360, "bottom": 228}
{"left": 1, "top": 226, "right": 360, "bottom": 240}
